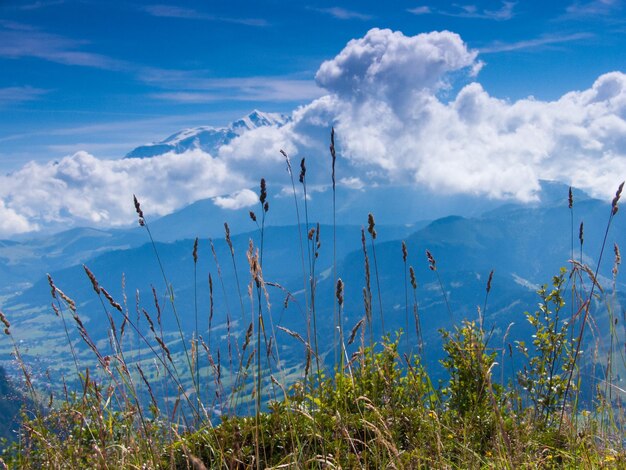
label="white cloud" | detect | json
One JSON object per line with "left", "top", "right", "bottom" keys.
{"left": 2, "top": 28, "right": 626, "bottom": 236}
{"left": 410, "top": 2, "right": 517, "bottom": 20}
{"left": 313, "top": 7, "right": 372, "bottom": 20}
{"left": 150, "top": 78, "right": 323, "bottom": 103}
{"left": 0, "top": 86, "right": 48, "bottom": 107}
{"left": 480, "top": 32, "right": 593, "bottom": 53}
{"left": 0, "top": 200, "right": 38, "bottom": 237}
{"left": 315, "top": 29, "right": 480, "bottom": 107}
{"left": 298, "top": 30, "right": 626, "bottom": 201}
{"left": 301, "top": 68, "right": 625, "bottom": 201}
{"left": 407, "top": 6, "right": 431, "bottom": 15}
{"left": 0, "top": 24, "right": 126, "bottom": 70}
{"left": 141, "top": 4, "right": 268, "bottom": 26}
{"left": 435, "top": 1, "right": 517, "bottom": 20}
{"left": 565, "top": 0, "right": 622, "bottom": 17}
{"left": 213, "top": 189, "right": 259, "bottom": 210}
{"left": 0, "top": 150, "right": 247, "bottom": 230}
{"left": 339, "top": 177, "right": 365, "bottom": 190}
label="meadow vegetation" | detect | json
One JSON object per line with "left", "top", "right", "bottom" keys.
{"left": 0, "top": 131, "right": 625, "bottom": 468}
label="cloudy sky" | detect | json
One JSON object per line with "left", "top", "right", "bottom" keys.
{"left": 1, "top": 0, "right": 626, "bottom": 236}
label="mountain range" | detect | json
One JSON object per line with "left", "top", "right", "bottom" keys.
{"left": 0, "top": 112, "right": 624, "bottom": 413}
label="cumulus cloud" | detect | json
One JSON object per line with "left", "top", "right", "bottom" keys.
{"left": 213, "top": 189, "right": 258, "bottom": 210}
{"left": 307, "top": 69, "right": 626, "bottom": 201}
{"left": 2, "top": 27, "right": 626, "bottom": 236}
{"left": 315, "top": 28, "right": 481, "bottom": 110}
{"left": 264, "top": 29, "right": 625, "bottom": 202}
{"left": 0, "top": 200, "right": 38, "bottom": 237}
{"left": 0, "top": 150, "right": 247, "bottom": 231}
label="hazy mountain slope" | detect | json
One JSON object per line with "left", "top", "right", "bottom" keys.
{"left": 2, "top": 181, "right": 624, "bottom": 402}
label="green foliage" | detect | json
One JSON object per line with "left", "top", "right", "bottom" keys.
{"left": 517, "top": 268, "right": 576, "bottom": 426}
{"left": 440, "top": 320, "right": 501, "bottom": 455}
{"left": 5, "top": 326, "right": 625, "bottom": 469}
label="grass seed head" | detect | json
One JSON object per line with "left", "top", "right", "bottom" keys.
{"left": 47, "top": 274, "right": 57, "bottom": 299}
{"left": 299, "top": 158, "right": 306, "bottom": 183}
{"left": 280, "top": 149, "right": 292, "bottom": 175}
{"left": 367, "top": 213, "right": 377, "bottom": 239}
{"left": 348, "top": 318, "right": 365, "bottom": 345}
{"left": 133, "top": 194, "right": 145, "bottom": 226}
{"left": 0, "top": 311, "right": 10, "bottom": 335}
{"left": 83, "top": 264, "right": 100, "bottom": 295}
{"left": 100, "top": 287, "right": 122, "bottom": 312}
{"left": 486, "top": 270, "right": 494, "bottom": 293}
{"left": 336, "top": 278, "right": 344, "bottom": 307}
{"left": 612, "top": 181, "right": 624, "bottom": 215}
{"left": 330, "top": 127, "right": 336, "bottom": 188}
{"left": 568, "top": 187, "right": 573, "bottom": 209}
{"left": 224, "top": 223, "right": 233, "bottom": 254}
{"left": 243, "top": 322, "right": 253, "bottom": 351}
{"left": 579, "top": 221, "right": 584, "bottom": 245}
{"left": 315, "top": 222, "right": 321, "bottom": 253}
{"left": 259, "top": 178, "right": 267, "bottom": 205}
{"left": 426, "top": 250, "right": 437, "bottom": 271}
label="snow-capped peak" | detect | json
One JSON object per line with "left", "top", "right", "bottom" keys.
{"left": 231, "top": 110, "right": 289, "bottom": 133}
{"left": 125, "top": 110, "right": 290, "bottom": 159}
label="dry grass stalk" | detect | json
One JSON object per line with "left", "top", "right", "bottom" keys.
{"left": 611, "top": 181, "right": 624, "bottom": 215}
{"left": 426, "top": 250, "right": 436, "bottom": 271}
{"left": 155, "top": 336, "right": 173, "bottom": 363}
{"left": 100, "top": 287, "right": 123, "bottom": 313}
{"left": 224, "top": 223, "right": 233, "bottom": 255}
{"left": 133, "top": 194, "right": 145, "bottom": 226}
{"left": 83, "top": 264, "right": 100, "bottom": 294}
{"left": 277, "top": 326, "right": 306, "bottom": 346}
{"left": 0, "top": 311, "right": 10, "bottom": 336}
{"left": 142, "top": 309, "right": 156, "bottom": 334}
{"left": 299, "top": 158, "right": 306, "bottom": 183}
{"left": 136, "top": 364, "right": 158, "bottom": 413}
{"left": 579, "top": 222, "right": 584, "bottom": 246}
{"left": 348, "top": 318, "right": 365, "bottom": 346}
{"left": 367, "top": 213, "right": 377, "bottom": 240}
{"left": 336, "top": 279, "right": 344, "bottom": 307}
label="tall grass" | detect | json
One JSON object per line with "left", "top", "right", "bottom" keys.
{"left": 0, "top": 132, "right": 625, "bottom": 468}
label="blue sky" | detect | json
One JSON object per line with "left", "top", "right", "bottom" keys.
{"left": 1, "top": 1, "right": 626, "bottom": 237}
{"left": 1, "top": 0, "right": 625, "bottom": 168}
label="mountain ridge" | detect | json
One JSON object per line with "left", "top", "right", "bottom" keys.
{"left": 125, "top": 110, "right": 290, "bottom": 159}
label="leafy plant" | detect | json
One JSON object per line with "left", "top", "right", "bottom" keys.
{"left": 517, "top": 268, "right": 576, "bottom": 426}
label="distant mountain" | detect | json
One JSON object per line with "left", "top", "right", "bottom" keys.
{"left": 0, "top": 180, "right": 587, "bottom": 291}
{"left": 4, "top": 182, "right": 624, "bottom": 389}
{"left": 146, "top": 183, "right": 508, "bottom": 242}
{"left": 0, "top": 226, "right": 143, "bottom": 294}
{"left": 125, "top": 110, "right": 290, "bottom": 158}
